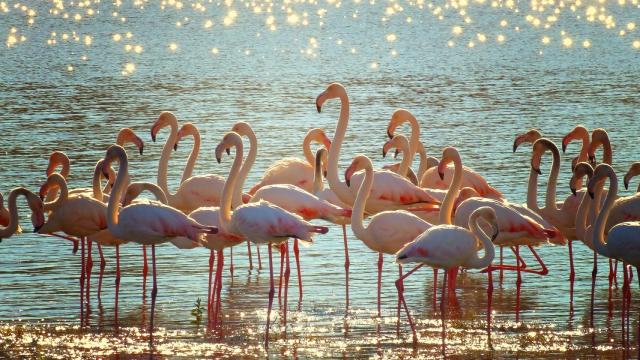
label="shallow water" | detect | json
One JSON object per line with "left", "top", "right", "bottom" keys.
{"left": 1, "top": 0, "right": 640, "bottom": 358}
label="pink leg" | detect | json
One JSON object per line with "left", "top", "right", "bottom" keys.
{"left": 499, "top": 246, "right": 504, "bottom": 286}
{"left": 608, "top": 259, "right": 614, "bottom": 316}
{"left": 396, "top": 265, "right": 403, "bottom": 336}
{"left": 515, "top": 246, "right": 522, "bottom": 323}
{"left": 142, "top": 245, "right": 148, "bottom": 300}
{"left": 569, "top": 241, "right": 575, "bottom": 305}
{"left": 80, "top": 237, "right": 85, "bottom": 325}
{"left": 229, "top": 247, "right": 234, "bottom": 277}
{"left": 293, "top": 239, "right": 302, "bottom": 303}
{"left": 377, "top": 253, "right": 383, "bottom": 317}
{"left": 487, "top": 266, "right": 493, "bottom": 338}
{"left": 342, "top": 225, "right": 350, "bottom": 310}
{"left": 613, "top": 259, "right": 619, "bottom": 289}
{"left": 433, "top": 268, "right": 438, "bottom": 308}
{"left": 278, "top": 244, "right": 285, "bottom": 305}
{"left": 86, "top": 240, "right": 93, "bottom": 306}
{"left": 441, "top": 268, "right": 448, "bottom": 355}
{"left": 211, "top": 249, "right": 223, "bottom": 327}
{"left": 283, "top": 241, "right": 291, "bottom": 327}
{"left": 150, "top": 244, "right": 158, "bottom": 344}
{"left": 395, "top": 264, "right": 423, "bottom": 343}
{"left": 265, "top": 245, "right": 275, "bottom": 349}
{"left": 115, "top": 245, "right": 120, "bottom": 325}
{"left": 97, "top": 244, "right": 105, "bottom": 303}
{"left": 214, "top": 250, "right": 224, "bottom": 325}
{"left": 622, "top": 263, "right": 629, "bottom": 348}
{"left": 590, "top": 250, "right": 597, "bottom": 325}
{"left": 257, "top": 245, "right": 262, "bottom": 270}
{"left": 207, "top": 249, "right": 214, "bottom": 317}
{"left": 247, "top": 241, "right": 253, "bottom": 271}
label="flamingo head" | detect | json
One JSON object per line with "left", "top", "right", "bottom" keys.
{"left": 315, "top": 83, "right": 346, "bottom": 113}
{"left": 116, "top": 128, "right": 144, "bottom": 156}
{"left": 387, "top": 109, "right": 415, "bottom": 140}
{"left": 150, "top": 111, "right": 178, "bottom": 143}
{"left": 570, "top": 162, "right": 593, "bottom": 196}
{"left": 230, "top": 121, "right": 255, "bottom": 141}
{"left": 587, "top": 128, "right": 608, "bottom": 166}
{"left": 46, "top": 151, "right": 69, "bottom": 177}
{"left": 587, "top": 163, "right": 613, "bottom": 199}
{"left": 175, "top": 122, "right": 199, "bottom": 151}
{"left": 26, "top": 191, "right": 45, "bottom": 233}
{"left": 215, "top": 132, "right": 243, "bottom": 163}
{"left": 344, "top": 154, "right": 371, "bottom": 187}
{"left": 512, "top": 129, "right": 541, "bottom": 153}
{"left": 305, "top": 128, "right": 332, "bottom": 151}
{"left": 38, "top": 174, "right": 63, "bottom": 201}
{"left": 530, "top": 138, "right": 557, "bottom": 175}
{"left": 437, "top": 147, "right": 460, "bottom": 180}
{"left": 623, "top": 162, "right": 640, "bottom": 191}
{"left": 562, "top": 125, "right": 589, "bottom": 153}
{"left": 382, "top": 134, "right": 409, "bottom": 159}
{"left": 315, "top": 148, "right": 329, "bottom": 178}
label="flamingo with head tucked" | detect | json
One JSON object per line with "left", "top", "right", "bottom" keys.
{"left": 247, "top": 128, "right": 332, "bottom": 195}
{"left": 151, "top": 112, "right": 226, "bottom": 214}
{"left": 381, "top": 134, "right": 419, "bottom": 185}
{"left": 214, "top": 131, "right": 329, "bottom": 348}
{"left": 101, "top": 144, "right": 216, "bottom": 341}
{"left": 0, "top": 188, "right": 45, "bottom": 241}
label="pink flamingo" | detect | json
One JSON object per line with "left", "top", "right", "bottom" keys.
{"left": 0, "top": 188, "right": 45, "bottom": 240}
{"left": 0, "top": 192, "right": 21, "bottom": 234}
{"left": 382, "top": 134, "right": 419, "bottom": 185}
{"left": 151, "top": 112, "right": 226, "bottom": 214}
{"left": 344, "top": 154, "right": 437, "bottom": 317}
{"left": 214, "top": 131, "right": 329, "bottom": 348}
{"left": 247, "top": 128, "right": 332, "bottom": 195}
{"left": 101, "top": 144, "right": 216, "bottom": 341}
{"left": 383, "top": 140, "right": 439, "bottom": 185}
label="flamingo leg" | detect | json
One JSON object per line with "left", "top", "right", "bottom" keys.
{"left": 626, "top": 265, "right": 632, "bottom": 348}
{"left": 284, "top": 241, "right": 291, "bottom": 327}
{"left": 608, "top": 258, "right": 614, "bottom": 316}
{"left": 142, "top": 245, "right": 148, "bottom": 300}
{"left": 591, "top": 250, "right": 597, "bottom": 325}
{"left": 622, "top": 263, "right": 629, "bottom": 348}
{"left": 487, "top": 266, "right": 493, "bottom": 341}
{"left": 257, "top": 244, "right": 262, "bottom": 270}
{"left": 433, "top": 268, "right": 438, "bottom": 309}
{"left": 515, "top": 246, "right": 522, "bottom": 323}
{"left": 377, "top": 253, "right": 383, "bottom": 317}
{"left": 115, "top": 245, "right": 120, "bottom": 325}
{"left": 395, "top": 264, "right": 423, "bottom": 343}
{"left": 342, "top": 225, "right": 350, "bottom": 310}
{"left": 278, "top": 244, "right": 285, "bottom": 305}
{"left": 149, "top": 244, "right": 158, "bottom": 344}
{"left": 207, "top": 249, "right": 215, "bottom": 317}
{"left": 80, "top": 237, "right": 85, "bottom": 325}
{"left": 214, "top": 250, "right": 224, "bottom": 326}
{"left": 396, "top": 265, "right": 402, "bottom": 336}
{"left": 441, "top": 268, "right": 447, "bottom": 356}
{"left": 293, "top": 238, "right": 302, "bottom": 303}
{"left": 247, "top": 241, "right": 253, "bottom": 271}
{"left": 97, "top": 243, "right": 105, "bottom": 303}
{"left": 568, "top": 241, "right": 574, "bottom": 305}
{"left": 499, "top": 246, "right": 504, "bottom": 286}
{"left": 229, "top": 247, "right": 234, "bottom": 277}
{"left": 86, "top": 239, "right": 93, "bottom": 306}
{"left": 265, "top": 245, "right": 275, "bottom": 349}
{"left": 212, "top": 249, "right": 223, "bottom": 327}
{"left": 613, "top": 259, "right": 619, "bottom": 289}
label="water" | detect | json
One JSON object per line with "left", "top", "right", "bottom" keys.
{"left": 1, "top": 0, "right": 640, "bottom": 357}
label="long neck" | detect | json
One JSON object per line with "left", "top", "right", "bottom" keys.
{"left": 397, "top": 142, "right": 412, "bottom": 177}
{"left": 601, "top": 139, "right": 612, "bottom": 165}
{"left": 577, "top": 133, "right": 590, "bottom": 163}
{"left": 107, "top": 153, "right": 129, "bottom": 230}
{"left": 312, "top": 152, "right": 324, "bottom": 194}
{"left": 219, "top": 142, "right": 244, "bottom": 233}
{"left": 544, "top": 145, "right": 561, "bottom": 211}
{"left": 133, "top": 182, "right": 168, "bottom": 204}
{"left": 593, "top": 168, "right": 617, "bottom": 258}
{"left": 465, "top": 211, "right": 496, "bottom": 269}
{"left": 327, "top": 94, "right": 355, "bottom": 206}
{"left": 0, "top": 188, "right": 28, "bottom": 238}
{"left": 232, "top": 131, "right": 256, "bottom": 209}
{"left": 92, "top": 161, "right": 105, "bottom": 201}
{"left": 181, "top": 129, "right": 200, "bottom": 184}
{"left": 157, "top": 121, "right": 178, "bottom": 199}
{"left": 45, "top": 160, "right": 70, "bottom": 204}
{"left": 439, "top": 157, "right": 463, "bottom": 225}
{"left": 350, "top": 164, "right": 373, "bottom": 244}
{"left": 406, "top": 115, "right": 420, "bottom": 162}
{"left": 302, "top": 135, "right": 315, "bottom": 166}
{"left": 526, "top": 155, "right": 540, "bottom": 213}
{"left": 44, "top": 176, "right": 68, "bottom": 212}
{"left": 575, "top": 183, "right": 591, "bottom": 240}
{"left": 416, "top": 144, "right": 428, "bottom": 180}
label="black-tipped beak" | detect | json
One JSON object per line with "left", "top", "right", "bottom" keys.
{"left": 323, "top": 170, "right": 328, "bottom": 177}
{"left": 139, "top": 145, "right": 144, "bottom": 156}
{"left": 624, "top": 179, "right": 630, "bottom": 190}
{"left": 226, "top": 148, "right": 231, "bottom": 155}
{"left": 588, "top": 190, "right": 594, "bottom": 199}
{"left": 397, "top": 253, "right": 407, "bottom": 260}
{"left": 216, "top": 157, "right": 221, "bottom": 164}
{"left": 151, "top": 131, "right": 156, "bottom": 142}
{"left": 530, "top": 160, "right": 542, "bottom": 175}
{"left": 173, "top": 143, "right": 178, "bottom": 151}
{"left": 438, "top": 170, "right": 445, "bottom": 181}
{"left": 562, "top": 142, "right": 567, "bottom": 153}
{"left": 382, "top": 149, "right": 387, "bottom": 158}
{"left": 588, "top": 155, "right": 596, "bottom": 165}
{"left": 387, "top": 130, "right": 393, "bottom": 139}
{"left": 394, "top": 149, "right": 399, "bottom": 159}
{"left": 571, "top": 187, "right": 577, "bottom": 196}
{"left": 512, "top": 140, "right": 518, "bottom": 153}
{"left": 316, "top": 104, "right": 322, "bottom": 113}
{"left": 491, "top": 230, "right": 499, "bottom": 241}
{"left": 346, "top": 179, "right": 351, "bottom": 187}
{"left": 33, "top": 225, "right": 42, "bottom": 233}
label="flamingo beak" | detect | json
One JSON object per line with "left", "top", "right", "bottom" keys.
{"left": 491, "top": 228, "right": 499, "bottom": 241}
{"left": 173, "top": 142, "right": 178, "bottom": 151}
{"left": 394, "top": 149, "right": 399, "bottom": 159}
{"left": 216, "top": 156, "right": 222, "bottom": 164}
{"left": 150, "top": 128, "right": 157, "bottom": 142}
{"left": 624, "top": 175, "right": 630, "bottom": 190}
{"left": 345, "top": 165, "right": 354, "bottom": 187}
{"left": 387, "top": 129, "right": 393, "bottom": 140}
{"left": 530, "top": 159, "right": 542, "bottom": 175}
{"left": 323, "top": 170, "right": 328, "bottom": 177}
{"left": 397, "top": 253, "right": 408, "bottom": 260}
{"left": 588, "top": 190, "right": 595, "bottom": 199}
{"left": 561, "top": 138, "right": 568, "bottom": 153}
{"left": 382, "top": 148, "right": 388, "bottom": 158}
{"left": 226, "top": 148, "right": 231, "bottom": 155}
{"left": 571, "top": 187, "right": 577, "bottom": 196}
{"left": 588, "top": 153, "right": 596, "bottom": 165}
{"left": 139, "top": 143, "right": 144, "bottom": 156}
{"left": 512, "top": 136, "right": 522, "bottom": 153}
{"left": 33, "top": 224, "right": 42, "bottom": 233}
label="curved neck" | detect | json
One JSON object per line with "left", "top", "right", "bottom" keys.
{"left": 575, "top": 181, "right": 593, "bottom": 240}
{"left": 593, "top": 169, "right": 617, "bottom": 258}
{"left": 526, "top": 163, "right": 540, "bottom": 212}
{"left": 544, "top": 144, "right": 561, "bottom": 211}
{"left": 107, "top": 152, "right": 129, "bottom": 230}
{"left": 219, "top": 141, "right": 244, "bottom": 233}
{"left": 599, "top": 139, "right": 612, "bottom": 165}
{"left": 181, "top": 128, "right": 201, "bottom": 184}
{"left": 302, "top": 135, "right": 315, "bottom": 166}
{"left": 466, "top": 211, "right": 496, "bottom": 269}
{"left": 439, "top": 156, "right": 463, "bottom": 225}
{"left": 157, "top": 121, "right": 178, "bottom": 200}
{"left": 130, "top": 182, "right": 168, "bottom": 204}
{"left": 312, "top": 151, "right": 325, "bottom": 194}
{"left": 398, "top": 142, "right": 412, "bottom": 177}
{"left": 327, "top": 93, "right": 355, "bottom": 206}
{"left": 416, "top": 143, "right": 428, "bottom": 180}
{"left": 92, "top": 161, "right": 106, "bottom": 202}
{"left": 44, "top": 175, "right": 68, "bottom": 212}
{"left": 577, "top": 133, "right": 590, "bottom": 163}
{"left": 405, "top": 115, "right": 420, "bottom": 162}
{"left": 0, "top": 188, "right": 29, "bottom": 238}
{"left": 350, "top": 164, "right": 373, "bottom": 243}
{"left": 232, "top": 131, "right": 257, "bottom": 209}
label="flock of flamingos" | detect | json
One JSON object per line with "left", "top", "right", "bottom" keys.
{"left": 1, "top": 82, "right": 640, "bottom": 349}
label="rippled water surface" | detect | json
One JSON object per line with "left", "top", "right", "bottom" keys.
{"left": 1, "top": 0, "right": 640, "bottom": 358}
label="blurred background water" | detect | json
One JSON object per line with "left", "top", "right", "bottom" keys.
{"left": 1, "top": 0, "right": 640, "bottom": 357}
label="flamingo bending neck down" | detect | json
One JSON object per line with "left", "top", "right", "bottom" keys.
{"left": 101, "top": 144, "right": 217, "bottom": 342}
{"left": 214, "top": 131, "right": 329, "bottom": 348}
{"left": 151, "top": 112, "right": 226, "bottom": 214}
{"left": 0, "top": 188, "right": 44, "bottom": 241}
{"left": 381, "top": 134, "right": 419, "bottom": 185}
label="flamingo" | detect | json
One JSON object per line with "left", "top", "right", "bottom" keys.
{"left": 214, "top": 131, "right": 328, "bottom": 348}
{"left": 101, "top": 144, "right": 216, "bottom": 341}
{"left": 562, "top": 125, "right": 591, "bottom": 189}
{"left": 395, "top": 206, "right": 497, "bottom": 343}
{"left": 344, "top": 154, "right": 437, "bottom": 317}
{"left": 151, "top": 112, "right": 226, "bottom": 214}
{"left": 624, "top": 162, "right": 640, "bottom": 193}
{"left": 0, "top": 192, "right": 21, "bottom": 234}
{"left": 249, "top": 124, "right": 350, "bottom": 292}
{"left": 0, "top": 188, "right": 45, "bottom": 240}
{"left": 587, "top": 128, "right": 612, "bottom": 165}
{"left": 247, "top": 128, "right": 332, "bottom": 195}
{"left": 588, "top": 163, "right": 640, "bottom": 347}
{"left": 382, "top": 134, "right": 420, "bottom": 185}
{"left": 315, "top": 83, "right": 440, "bottom": 215}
